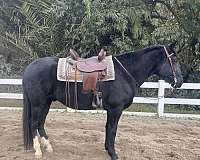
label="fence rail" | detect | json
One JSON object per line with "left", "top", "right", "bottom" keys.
{"left": 0, "top": 79, "right": 200, "bottom": 118}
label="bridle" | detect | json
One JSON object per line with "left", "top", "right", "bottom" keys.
{"left": 163, "top": 46, "right": 177, "bottom": 87}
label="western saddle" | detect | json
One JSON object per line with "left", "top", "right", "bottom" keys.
{"left": 67, "top": 48, "right": 107, "bottom": 108}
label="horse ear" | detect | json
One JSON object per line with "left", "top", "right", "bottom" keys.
{"left": 69, "top": 48, "right": 80, "bottom": 60}
{"left": 169, "top": 41, "right": 177, "bottom": 50}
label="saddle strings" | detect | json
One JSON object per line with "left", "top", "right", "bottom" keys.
{"left": 65, "top": 60, "right": 70, "bottom": 107}
{"left": 74, "top": 66, "right": 78, "bottom": 110}
{"left": 66, "top": 60, "right": 79, "bottom": 110}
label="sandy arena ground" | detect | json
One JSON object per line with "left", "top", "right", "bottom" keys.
{"left": 0, "top": 110, "right": 200, "bottom": 160}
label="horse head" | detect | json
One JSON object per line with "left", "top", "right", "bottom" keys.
{"left": 157, "top": 44, "right": 183, "bottom": 88}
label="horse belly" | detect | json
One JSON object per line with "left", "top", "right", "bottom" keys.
{"left": 55, "top": 81, "right": 94, "bottom": 110}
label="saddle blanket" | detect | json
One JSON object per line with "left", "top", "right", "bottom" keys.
{"left": 57, "top": 55, "right": 115, "bottom": 82}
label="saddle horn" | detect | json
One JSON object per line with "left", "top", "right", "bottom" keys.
{"left": 69, "top": 48, "right": 80, "bottom": 60}
{"left": 98, "top": 48, "right": 106, "bottom": 62}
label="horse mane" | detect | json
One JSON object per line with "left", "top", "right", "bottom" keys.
{"left": 116, "top": 45, "right": 165, "bottom": 57}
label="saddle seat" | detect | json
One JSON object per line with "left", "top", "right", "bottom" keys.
{"left": 69, "top": 49, "right": 107, "bottom": 93}
{"left": 76, "top": 57, "right": 107, "bottom": 73}
{"left": 69, "top": 48, "right": 107, "bottom": 72}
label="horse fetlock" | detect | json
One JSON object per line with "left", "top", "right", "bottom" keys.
{"left": 33, "top": 136, "right": 42, "bottom": 159}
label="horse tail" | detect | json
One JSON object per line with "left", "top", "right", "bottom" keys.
{"left": 23, "top": 86, "right": 33, "bottom": 150}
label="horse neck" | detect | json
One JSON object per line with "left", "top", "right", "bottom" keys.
{"left": 116, "top": 49, "right": 162, "bottom": 86}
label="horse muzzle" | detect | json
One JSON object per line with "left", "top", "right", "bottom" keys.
{"left": 172, "top": 77, "right": 183, "bottom": 88}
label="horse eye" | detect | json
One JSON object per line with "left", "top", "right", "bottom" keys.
{"left": 172, "top": 57, "right": 177, "bottom": 62}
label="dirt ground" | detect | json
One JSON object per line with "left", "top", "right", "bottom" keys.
{"left": 0, "top": 111, "right": 200, "bottom": 160}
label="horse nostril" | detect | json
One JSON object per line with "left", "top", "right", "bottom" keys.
{"left": 175, "top": 81, "right": 183, "bottom": 88}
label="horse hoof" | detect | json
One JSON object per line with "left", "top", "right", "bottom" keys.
{"left": 35, "top": 152, "right": 42, "bottom": 159}
{"left": 41, "top": 137, "right": 53, "bottom": 153}
{"left": 105, "top": 146, "right": 108, "bottom": 150}
{"left": 111, "top": 155, "right": 119, "bottom": 160}
{"left": 46, "top": 146, "right": 53, "bottom": 153}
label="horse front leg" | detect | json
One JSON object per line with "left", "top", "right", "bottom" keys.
{"left": 105, "top": 108, "right": 122, "bottom": 160}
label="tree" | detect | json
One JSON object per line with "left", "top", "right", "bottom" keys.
{"left": 0, "top": 0, "right": 200, "bottom": 76}
{"left": 143, "top": 0, "right": 200, "bottom": 73}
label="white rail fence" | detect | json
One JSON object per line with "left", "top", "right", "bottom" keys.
{"left": 0, "top": 79, "right": 200, "bottom": 118}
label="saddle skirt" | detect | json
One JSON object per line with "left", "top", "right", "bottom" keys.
{"left": 57, "top": 55, "right": 115, "bottom": 82}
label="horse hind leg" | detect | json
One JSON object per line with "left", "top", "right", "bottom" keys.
{"left": 32, "top": 101, "right": 53, "bottom": 158}
{"left": 23, "top": 88, "right": 43, "bottom": 158}
{"left": 31, "top": 105, "right": 43, "bottom": 159}
{"left": 38, "top": 100, "right": 53, "bottom": 153}
{"left": 33, "top": 135, "right": 42, "bottom": 159}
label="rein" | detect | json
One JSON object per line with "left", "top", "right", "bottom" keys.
{"left": 114, "top": 57, "right": 140, "bottom": 87}
{"left": 163, "top": 46, "right": 177, "bottom": 87}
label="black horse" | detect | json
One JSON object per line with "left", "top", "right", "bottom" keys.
{"left": 23, "top": 44, "right": 183, "bottom": 160}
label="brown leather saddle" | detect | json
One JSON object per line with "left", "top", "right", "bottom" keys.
{"left": 69, "top": 48, "right": 107, "bottom": 93}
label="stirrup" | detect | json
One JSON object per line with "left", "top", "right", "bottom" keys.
{"left": 92, "top": 92, "right": 103, "bottom": 109}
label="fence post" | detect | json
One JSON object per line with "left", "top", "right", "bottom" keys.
{"left": 157, "top": 80, "right": 165, "bottom": 117}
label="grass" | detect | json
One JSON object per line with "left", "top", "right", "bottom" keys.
{"left": 126, "top": 104, "right": 157, "bottom": 113}
{"left": 0, "top": 99, "right": 200, "bottom": 114}
{"left": 164, "top": 105, "right": 200, "bottom": 114}
{"left": 0, "top": 99, "right": 65, "bottom": 109}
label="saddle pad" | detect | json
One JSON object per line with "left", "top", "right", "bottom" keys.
{"left": 57, "top": 55, "right": 115, "bottom": 82}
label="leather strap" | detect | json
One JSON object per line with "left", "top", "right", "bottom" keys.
{"left": 163, "top": 46, "right": 177, "bottom": 87}
{"left": 114, "top": 57, "right": 140, "bottom": 87}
